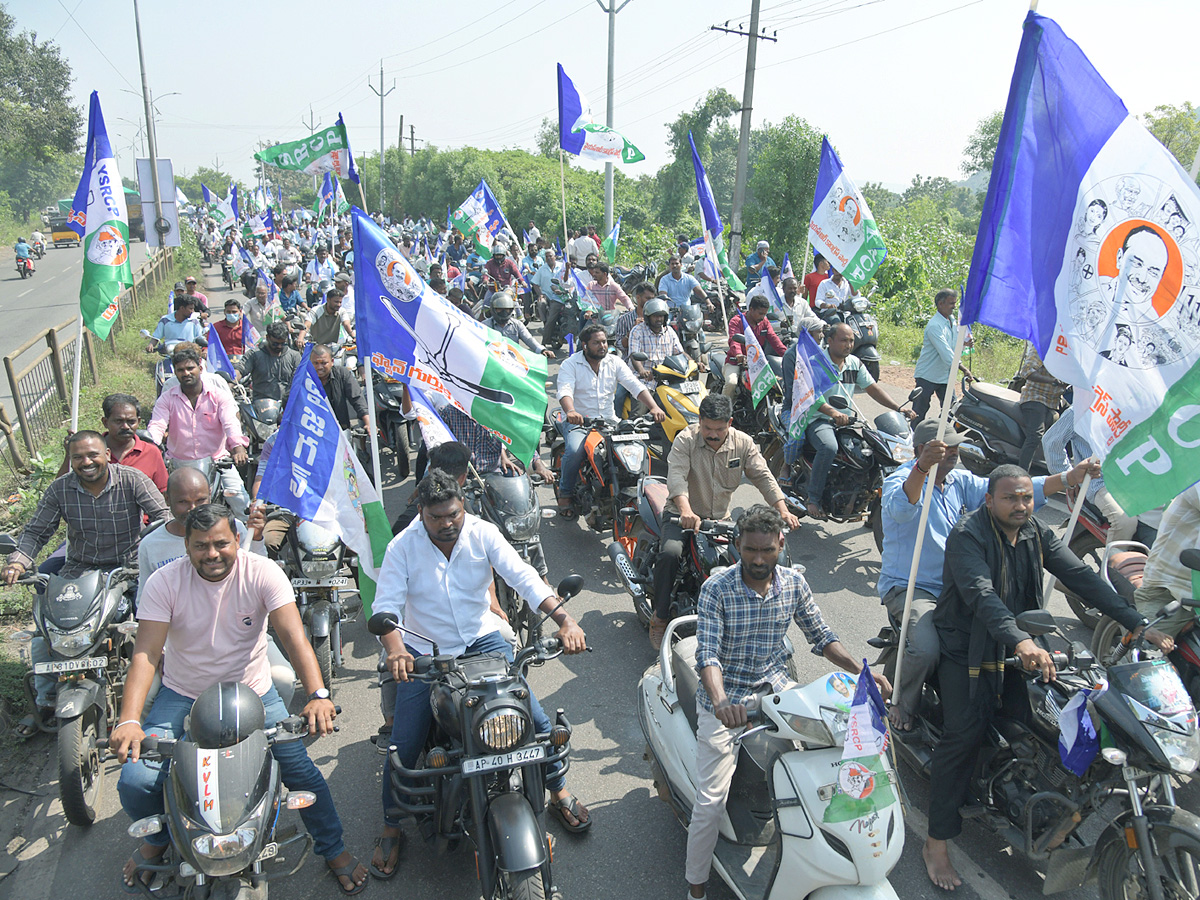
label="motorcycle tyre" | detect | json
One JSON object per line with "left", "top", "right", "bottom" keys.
{"left": 18, "top": 266, "right": 27, "bottom": 279}
{"left": 498, "top": 867, "right": 546, "bottom": 900}
{"left": 390, "top": 421, "right": 411, "bottom": 480}
{"left": 1062, "top": 531, "right": 1106, "bottom": 630}
{"left": 313, "top": 635, "right": 334, "bottom": 697}
{"left": 1094, "top": 807, "right": 1200, "bottom": 900}
{"left": 58, "top": 713, "right": 101, "bottom": 826}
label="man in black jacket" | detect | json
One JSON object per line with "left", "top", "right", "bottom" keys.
{"left": 310, "top": 344, "right": 370, "bottom": 433}
{"left": 923, "top": 463, "right": 1174, "bottom": 891}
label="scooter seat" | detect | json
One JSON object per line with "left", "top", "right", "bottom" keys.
{"left": 671, "top": 636, "right": 702, "bottom": 735}
{"left": 970, "top": 381, "right": 1024, "bottom": 421}
{"left": 1107, "top": 550, "right": 1148, "bottom": 601}
{"left": 643, "top": 479, "right": 670, "bottom": 532}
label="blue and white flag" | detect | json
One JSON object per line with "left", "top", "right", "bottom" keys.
{"left": 809, "top": 137, "right": 886, "bottom": 288}
{"left": 206, "top": 323, "right": 235, "bottom": 379}
{"left": 842, "top": 660, "right": 889, "bottom": 760}
{"left": 1059, "top": 683, "right": 1105, "bottom": 776}
{"left": 570, "top": 268, "right": 600, "bottom": 314}
{"left": 762, "top": 267, "right": 788, "bottom": 317}
{"left": 319, "top": 172, "right": 335, "bottom": 215}
{"left": 408, "top": 385, "right": 456, "bottom": 450}
{"left": 961, "top": 11, "right": 1200, "bottom": 515}
{"left": 228, "top": 183, "right": 239, "bottom": 220}
{"left": 689, "top": 131, "right": 722, "bottom": 237}
{"left": 233, "top": 245, "right": 255, "bottom": 277}
{"left": 257, "top": 360, "right": 391, "bottom": 615}
{"left": 243, "top": 313, "right": 261, "bottom": 347}
{"left": 782, "top": 252, "right": 795, "bottom": 283}
{"left": 522, "top": 228, "right": 531, "bottom": 245}
{"left": 201, "top": 183, "right": 215, "bottom": 206}
{"left": 450, "top": 179, "right": 511, "bottom": 256}
{"left": 740, "top": 311, "right": 777, "bottom": 408}
{"left": 556, "top": 64, "right": 645, "bottom": 165}
{"left": 788, "top": 329, "right": 839, "bottom": 438}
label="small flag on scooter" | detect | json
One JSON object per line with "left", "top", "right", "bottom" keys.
{"left": 739, "top": 311, "right": 778, "bottom": 408}
{"left": 822, "top": 662, "right": 898, "bottom": 824}
{"left": 1058, "top": 682, "right": 1106, "bottom": 776}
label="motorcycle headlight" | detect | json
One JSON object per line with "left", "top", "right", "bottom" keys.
{"left": 1126, "top": 696, "right": 1200, "bottom": 774}
{"left": 192, "top": 827, "right": 257, "bottom": 860}
{"left": 669, "top": 397, "right": 699, "bottom": 424}
{"left": 614, "top": 442, "right": 646, "bottom": 473}
{"left": 852, "top": 298, "right": 871, "bottom": 313}
{"left": 47, "top": 616, "right": 100, "bottom": 658}
{"left": 504, "top": 509, "right": 541, "bottom": 543}
{"left": 476, "top": 708, "right": 529, "bottom": 753}
{"left": 778, "top": 711, "right": 836, "bottom": 749}
{"left": 301, "top": 559, "right": 339, "bottom": 579}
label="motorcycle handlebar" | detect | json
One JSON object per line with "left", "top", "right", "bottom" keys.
{"left": 663, "top": 513, "right": 737, "bottom": 536}
{"left": 1003, "top": 650, "right": 1069, "bottom": 670}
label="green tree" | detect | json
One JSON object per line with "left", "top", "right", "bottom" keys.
{"left": 174, "top": 166, "right": 235, "bottom": 204}
{"left": 861, "top": 181, "right": 900, "bottom": 217}
{"left": 535, "top": 118, "right": 558, "bottom": 160}
{"left": 654, "top": 88, "right": 740, "bottom": 226}
{"left": 961, "top": 110, "right": 1003, "bottom": 177}
{"left": 742, "top": 115, "right": 823, "bottom": 261}
{"left": 1143, "top": 102, "right": 1200, "bottom": 179}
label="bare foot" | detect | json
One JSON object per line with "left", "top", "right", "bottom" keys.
{"left": 923, "top": 838, "right": 962, "bottom": 891}
{"left": 887, "top": 706, "right": 913, "bottom": 732}
{"left": 121, "top": 842, "right": 165, "bottom": 889}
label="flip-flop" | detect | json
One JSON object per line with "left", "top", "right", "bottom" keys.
{"left": 14, "top": 715, "right": 38, "bottom": 740}
{"left": 368, "top": 833, "right": 405, "bottom": 880}
{"left": 328, "top": 855, "right": 369, "bottom": 895}
{"left": 120, "top": 851, "right": 164, "bottom": 894}
{"left": 549, "top": 793, "right": 591, "bottom": 834}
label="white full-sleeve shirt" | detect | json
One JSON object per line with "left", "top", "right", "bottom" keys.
{"left": 373, "top": 513, "right": 554, "bottom": 656}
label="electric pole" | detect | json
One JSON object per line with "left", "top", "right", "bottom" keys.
{"left": 596, "top": 0, "right": 633, "bottom": 235}
{"left": 368, "top": 60, "right": 395, "bottom": 214}
{"left": 410, "top": 125, "right": 416, "bottom": 157}
{"left": 132, "top": 0, "right": 167, "bottom": 245}
{"left": 302, "top": 106, "right": 321, "bottom": 194}
{"left": 713, "top": 2, "right": 777, "bottom": 264}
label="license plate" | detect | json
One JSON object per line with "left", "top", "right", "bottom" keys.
{"left": 255, "top": 843, "right": 278, "bottom": 862}
{"left": 680, "top": 381, "right": 701, "bottom": 395}
{"left": 290, "top": 576, "right": 351, "bottom": 588}
{"left": 610, "top": 433, "right": 644, "bottom": 443}
{"left": 34, "top": 656, "right": 106, "bottom": 675}
{"left": 461, "top": 744, "right": 546, "bottom": 775}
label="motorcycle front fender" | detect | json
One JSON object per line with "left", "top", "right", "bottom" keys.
{"left": 486, "top": 791, "right": 548, "bottom": 872}
{"left": 307, "top": 599, "right": 333, "bottom": 638}
{"left": 56, "top": 678, "right": 103, "bottom": 720}
{"left": 1080, "top": 804, "right": 1200, "bottom": 892}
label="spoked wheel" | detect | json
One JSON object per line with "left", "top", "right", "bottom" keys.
{"left": 58, "top": 713, "right": 103, "bottom": 826}
{"left": 1061, "top": 531, "right": 1106, "bottom": 630}
{"left": 1096, "top": 812, "right": 1200, "bottom": 900}
{"left": 499, "top": 867, "right": 547, "bottom": 900}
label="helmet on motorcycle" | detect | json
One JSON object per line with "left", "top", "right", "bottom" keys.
{"left": 492, "top": 243, "right": 507, "bottom": 258}
{"left": 490, "top": 291, "right": 517, "bottom": 324}
{"left": 643, "top": 298, "right": 669, "bottom": 324}
{"left": 186, "top": 682, "right": 265, "bottom": 749}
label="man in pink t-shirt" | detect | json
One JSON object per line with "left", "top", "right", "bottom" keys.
{"left": 110, "top": 504, "right": 368, "bottom": 894}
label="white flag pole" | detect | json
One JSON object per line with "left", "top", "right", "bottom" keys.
{"left": 362, "top": 359, "right": 385, "bottom": 491}
{"left": 559, "top": 149, "right": 569, "bottom": 258}
{"left": 70, "top": 316, "right": 85, "bottom": 432}
{"left": 890, "top": 324, "right": 968, "bottom": 702}
{"left": 1041, "top": 470, "right": 1093, "bottom": 602}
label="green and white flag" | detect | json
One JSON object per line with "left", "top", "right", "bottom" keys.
{"left": 601, "top": 216, "right": 621, "bottom": 263}
{"left": 254, "top": 113, "right": 359, "bottom": 182}
{"left": 809, "top": 137, "right": 887, "bottom": 289}
{"left": 67, "top": 92, "right": 132, "bottom": 341}
{"left": 451, "top": 179, "right": 510, "bottom": 256}
{"left": 740, "top": 311, "right": 778, "bottom": 408}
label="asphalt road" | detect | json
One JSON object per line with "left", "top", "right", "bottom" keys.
{"left": 0, "top": 275, "right": 1193, "bottom": 900}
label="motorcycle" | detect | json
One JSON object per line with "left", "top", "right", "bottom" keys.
{"left": 367, "top": 575, "right": 584, "bottom": 900}
{"left": 106, "top": 683, "right": 327, "bottom": 898}
{"left": 787, "top": 394, "right": 913, "bottom": 546}
{"left": 0, "top": 537, "right": 138, "bottom": 827}
{"left": 275, "top": 520, "right": 361, "bottom": 693}
{"left": 548, "top": 413, "right": 651, "bottom": 539}
{"left": 875, "top": 605, "right": 1200, "bottom": 900}
{"left": 32, "top": 239, "right": 46, "bottom": 260}
{"left": 16, "top": 256, "right": 34, "bottom": 279}
{"left": 140, "top": 330, "right": 182, "bottom": 397}
{"left": 641, "top": 615, "right": 905, "bottom": 900}
{"left": 538, "top": 278, "right": 583, "bottom": 354}
{"left": 623, "top": 352, "right": 707, "bottom": 474}
{"left": 463, "top": 467, "right": 546, "bottom": 648}
{"left": 707, "top": 336, "right": 784, "bottom": 449}
{"left": 372, "top": 376, "right": 412, "bottom": 480}
{"left": 221, "top": 252, "right": 235, "bottom": 289}
{"left": 670, "top": 297, "right": 709, "bottom": 362}
{"left": 952, "top": 374, "right": 1060, "bottom": 477}
{"left": 817, "top": 290, "right": 882, "bottom": 381}
{"left": 168, "top": 456, "right": 249, "bottom": 520}
{"left": 236, "top": 387, "right": 281, "bottom": 468}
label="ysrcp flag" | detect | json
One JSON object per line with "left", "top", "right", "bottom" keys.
{"left": 206, "top": 324, "right": 235, "bottom": 380}
{"left": 601, "top": 216, "right": 621, "bottom": 263}
{"left": 451, "top": 179, "right": 511, "bottom": 256}
{"left": 255, "top": 112, "right": 360, "bottom": 182}
{"left": 556, "top": 64, "right": 645, "bottom": 165}
{"left": 352, "top": 208, "right": 549, "bottom": 464}
{"left": 408, "top": 385, "right": 456, "bottom": 450}
{"left": 809, "top": 137, "right": 887, "bottom": 289}
{"left": 1059, "top": 682, "right": 1105, "bottom": 776}
{"left": 257, "top": 359, "right": 391, "bottom": 615}
{"left": 823, "top": 663, "right": 897, "bottom": 824}
{"left": 761, "top": 267, "right": 788, "bottom": 317}
{"left": 740, "top": 312, "right": 777, "bottom": 408}
{"left": 961, "top": 12, "right": 1200, "bottom": 516}
{"left": 789, "top": 329, "right": 839, "bottom": 438}
{"left": 68, "top": 92, "right": 132, "bottom": 340}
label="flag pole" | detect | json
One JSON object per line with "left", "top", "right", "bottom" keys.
{"left": 558, "top": 149, "right": 569, "bottom": 256}
{"left": 69, "top": 316, "right": 85, "bottom": 432}
{"left": 357, "top": 181, "right": 369, "bottom": 215}
{"left": 890, "top": 324, "right": 968, "bottom": 703}
{"left": 362, "top": 359, "right": 385, "bottom": 490}
{"left": 1042, "top": 471, "right": 1092, "bottom": 601}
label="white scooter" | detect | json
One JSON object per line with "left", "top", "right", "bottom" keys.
{"left": 639, "top": 615, "right": 904, "bottom": 900}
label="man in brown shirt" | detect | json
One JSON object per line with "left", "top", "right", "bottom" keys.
{"left": 648, "top": 393, "right": 801, "bottom": 648}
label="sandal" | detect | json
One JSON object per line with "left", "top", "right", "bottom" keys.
{"left": 549, "top": 793, "right": 592, "bottom": 834}
{"left": 328, "top": 854, "right": 369, "bottom": 895}
{"left": 368, "top": 833, "right": 405, "bottom": 880}
{"left": 15, "top": 707, "right": 53, "bottom": 740}
{"left": 556, "top": 499, "right": 578, "bottom": 520}
{"left": 121, "top": 847, "right": 165, "bottom": 894}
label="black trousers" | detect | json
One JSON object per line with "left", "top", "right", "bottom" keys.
{"left": 651, "top": 520, "right": 686, "bottom": 620}
{"left": 912, "top": 378, "right": 947, "bottom": 423}
{"left": 927, "top": 656, "right": 1031, "bottom": 841}
{"left": 1018, "top": 401, "right": 1055, "bottom": 470}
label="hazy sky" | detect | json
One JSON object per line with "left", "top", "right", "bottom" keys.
{"left": 13, "top": 0, "right": 1200, "bottom": 197}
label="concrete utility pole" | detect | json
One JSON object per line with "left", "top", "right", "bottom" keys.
{"left": 596, "top": 0, "right": 633, "bottom": 235}
{"left": 303, "top": 106, "right": 322, "bottom": 194}
{"left": 409, "top": 125, "right": 416, "bottom": 157}
{"left": 713, "top": 1, "right": 777, "bottom": 264}
{"left": 368, "top": 61, "right": 395, "bottom": 214}
{"left": 132, "top": 0, "right": 168, "bottom": 244}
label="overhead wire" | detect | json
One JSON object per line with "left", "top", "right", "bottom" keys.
{"left": 54, "top": 0, "right": 139, "bottom": 93}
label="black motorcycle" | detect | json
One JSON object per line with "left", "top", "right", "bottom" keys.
{"left": 875, "top": 606, "right": 1200, "bottom": 900}
{"left": 670, "top": 297, "right": 708, "bottom": 361}
{"left": 367, "top": 576, "right": 584, "bottom": 900}
{"left": 538, "top": 278, "right": 583, "bottom": 354}
{"left": 104, "top": 683, "right": 326, "bottom": 899}
{"left": 372, "top": 376, "right": 412, "bottom": 480}
{"left": 818, "top": 291, "right": 882, "bottom": 380}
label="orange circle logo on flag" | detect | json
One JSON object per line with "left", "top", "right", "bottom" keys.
{"left": 1096, "top": 219, "right": 1182, "bottom": 318}
{"left": 87, "top": 224, "right": 127, "bottom": 267}
{"left": 838, "top": 195, "right": 862, "bottom": 226}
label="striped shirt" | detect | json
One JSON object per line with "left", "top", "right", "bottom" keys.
{"left": 586, "top": 278, "right": 633, "bottom": 312}
{"left": 627, "top": 322, "right": 683, "bottom": 382}
{"left": 695, "top": 562, "right": 838, "bottom": 711}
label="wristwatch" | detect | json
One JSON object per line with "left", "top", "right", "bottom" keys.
{"left": 308, "top": 688, "right": 331, "bottom": 702}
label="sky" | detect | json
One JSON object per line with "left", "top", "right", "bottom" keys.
{"left": 12, "top": 0, "right": 1200, "bottom": 198}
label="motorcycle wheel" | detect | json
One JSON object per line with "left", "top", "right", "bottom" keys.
{"left": 869, "top": 497, "right": 884, "bottom": 553}
{"left": 58, "top": 713, "right": 102, "bottom": 826}
{"left": 313, "top": 635, "right": 334, "bottom": 696}
{"left": 18, "top": 266, "right": 27, "bottom": 279}
{"left": 631, "top": 541, "right": 655, "bottom": 630}
{"left": 1095, "top": 810, "right": 1200, "bottom": 900}
{"left": 390, "top": 421, "right": 411, "bottom": 480}
{"left": 1061, "top": 531, "right": 1106, "bottom": 630}
{"left": 498, "top": 867, "right": 546, "bottom": 900}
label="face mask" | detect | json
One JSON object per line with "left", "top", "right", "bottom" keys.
{"left": 226, "top": 313, "right": 240, "bottom": 324}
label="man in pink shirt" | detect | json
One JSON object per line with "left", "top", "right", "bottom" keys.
{"left": 586, "top": 261, "right": 633, "bottom": 312}
{"left": 111, "top": 504, "right": 369, "bottom": 894}
{"left": 147, "top": 344, "right": 250, "bottom": 514}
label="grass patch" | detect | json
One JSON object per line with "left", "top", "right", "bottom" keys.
{"left": 877, "top": 321, "right": 1025, "bottom": 385}
{"left": 0, "top": 211, "right": 46, "bottom": 251}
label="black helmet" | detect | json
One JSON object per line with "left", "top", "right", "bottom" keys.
{"left": 186, "top": 682, "right": 265, "bottom": 749}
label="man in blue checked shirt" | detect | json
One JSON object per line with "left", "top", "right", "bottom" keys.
{"left": 686, "top": 505, "right": 890, "bottom": 900}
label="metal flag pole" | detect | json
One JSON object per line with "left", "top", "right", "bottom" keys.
{"left": 70, "top": 317, "right": 85, "bottom": 431}
{"left": 890, "top": 324, "right": 968, "bottom": 701}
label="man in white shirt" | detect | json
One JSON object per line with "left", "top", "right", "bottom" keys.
{"left": 554, "top": 322, "right": 666, "bottom": 516}
{"left": 305, "top": 245, "right": 338, "bottom": 284}
{"left": 814, "top": 268, "right": 850, "bottom": 311}
{"left": 570, "top": 229, "right": 598, "bottom": 268}
{"left": 369, "top": 471, "right": 592, "bottom": 877}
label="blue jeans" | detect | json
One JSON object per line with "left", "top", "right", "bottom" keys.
{"left": 556, "top": 421, "right": 589, "bottom": 496}
{"left": 118, "top": 686, "right": 346, "bottom": 861}
{"left": 805, "top": 418, "right": 838, "bottom": 507}
{"left": 382, "top": 630, "right": 563, "bottom": 827}
{"left": 779, "top": 408, "right": 802, "bottom": 468}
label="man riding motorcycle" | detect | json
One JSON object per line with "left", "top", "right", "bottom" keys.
{"left": 624, "top": 298, "right": 682, "bottom": 412}
{"left": 235, "top": 321, "right": 300, "bottom": 404}
{"left": 483, "top": 291, "right": 552, "bottom": 357}
{"left": 650, "top": 393, "right": 799, "bottom": 649}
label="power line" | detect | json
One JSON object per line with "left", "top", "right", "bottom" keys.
{"left": 54, "top": 0, "right": 139, "bottom": 93}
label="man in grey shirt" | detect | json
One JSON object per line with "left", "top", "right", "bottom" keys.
{"left": 235, "top": 321, "right": 301, "bottom": 402}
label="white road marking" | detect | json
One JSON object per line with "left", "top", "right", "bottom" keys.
{"left": 18, "top": 289, "right": 32, "bottom": 297}
{"left": 44, "top": 275, "right": 55, "bottom": 283}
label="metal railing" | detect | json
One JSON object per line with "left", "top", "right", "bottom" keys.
{"left": 0, "top": 247, "right": 174, "bottom": 471}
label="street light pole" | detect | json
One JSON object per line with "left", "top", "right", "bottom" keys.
{"left": 596, "top": 0, "right": 632, "bottom": 235}
{"left": 132, "top": 0, "right": 168, "bottom": 245}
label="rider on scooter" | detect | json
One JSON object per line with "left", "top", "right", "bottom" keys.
{"left": 13, "top": 237, "right": 33, "bottom": 269}
{"left": 649, "top": 394, "right": 799, "bottom": 650}
{"left": 686, "top": 504, "right": 890, "bottom": 900}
